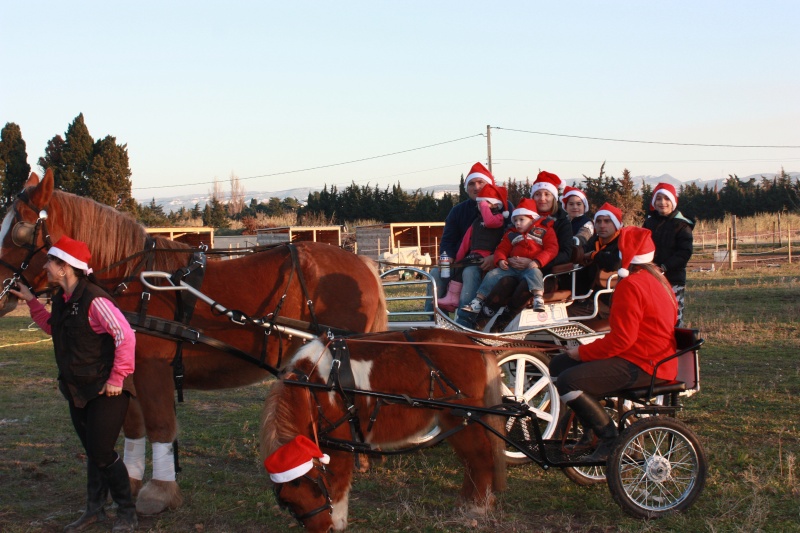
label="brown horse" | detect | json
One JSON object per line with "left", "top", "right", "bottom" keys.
{"left": 0, "top": 170, "right": 388, "bottom": 514}
{"left": 259, "top": 328, "right": 507, "bottom": 532}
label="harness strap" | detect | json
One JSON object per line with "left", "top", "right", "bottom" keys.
{"left": 326, "top": 339, "right": 366, "bottom": 469}
{"left": 169, "top": 249, "right": 207, "bottom": 403}
{"left": 401, "top": 331, "right": 463, "bottom": 400}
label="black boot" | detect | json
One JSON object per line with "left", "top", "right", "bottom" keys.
{"left": 566, "top": 393, "right": 618, "bottom": 462}
{"left": 64, "top": 461, "right": 108, "bottom": 532}
{"left": 101, "top": 455, "right": 138, "bottom": 533}
{"left": 489, "top": 308, "right": 515, "bottom": 333}
{"left": 474, "top": 304, "right": 499, "bottom": 330}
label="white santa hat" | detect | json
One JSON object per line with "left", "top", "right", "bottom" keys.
{"left": 465, "top": 162, "right": 495, "bottom": 188}
{"left": 561, "top": 185, "right": 589, "bottom": 213}
{"left": 617, "top": 226, "right": 656, "bottom": 278}
{"left": 594, "top": 202, "right": 623, "bottom": 230}
{"left": 650, "top": 182, "right": 678, "bottom": 211}
{"left": 476, "top": 183, "right": 509, "bottom": 218}
{"left": 48, "top": 235, "right": 93, "bottom": 275}
{"left": 263, "top": 435, "right": 330, "bottom": 483}
{"left": 531, "top": 171, "right": 562, "bottom": 198}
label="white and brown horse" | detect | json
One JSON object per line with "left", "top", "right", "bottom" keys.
{"left": 0, "top": 170, "right": 388, "bottom": 514}
{"left": 260, "top": 328, "right": 507, "bottom": 532}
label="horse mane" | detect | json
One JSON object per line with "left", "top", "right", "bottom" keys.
{"left": 260, "top": 380, "right": 304, "bottom": 464}
{"left": 51, "top": 190, "right": 190, "bottom": 277}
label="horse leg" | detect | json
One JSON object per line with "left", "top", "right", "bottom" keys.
{"left": 440, "top": 415, "right": 498, "bottom": 513}
{"left": 122, "top": 397, "right": 146, "bottom": 498}
{"left": 133, "top": 359, "right": 184, "bottom": 515}
{"left": 328, "top": 451, "right": 355, "bottom": 532}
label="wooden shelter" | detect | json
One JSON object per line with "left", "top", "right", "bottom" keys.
{"left": 256, "top": 225, "right": 343, "bottom": 246}
{"left": 355, "top": 222, "right": 445, "bottom": 262}
{"left": 145, "top": 227, "right": 214, "bottom": 248}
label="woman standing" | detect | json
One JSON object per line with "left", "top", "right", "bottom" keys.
{"left": 10, "top": 236, "right": 137, "bottom": 532}
{"left": 549, "top": 226, "right": 678, "bottom": 461}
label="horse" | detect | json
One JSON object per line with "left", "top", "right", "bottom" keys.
{"left": 0, "top": 169, "right": 388, "bottom": 514}
{"left": 259, "top": 328, "right": 508, "bottom": 532}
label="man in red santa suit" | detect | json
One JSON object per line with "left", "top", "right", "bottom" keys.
{"left": 548, "top": 226, "right": 678, "bottom": 461}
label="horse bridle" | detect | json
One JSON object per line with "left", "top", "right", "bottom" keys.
{"left": 0, "top": 191, "right": 52, "bottom": 300}
{"left": 273, "top": 463, "right": 333, "bottom": 527}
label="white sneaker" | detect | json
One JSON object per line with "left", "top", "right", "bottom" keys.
{"left": 461, "top": 298, "right": 484, "bottom": 313}
{"left": 532, "top": 296, "right": 546, "bottom": 312}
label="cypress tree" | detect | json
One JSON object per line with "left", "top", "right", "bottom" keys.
{"left": 0, "top": 122, "right": 31, "bottom": 212}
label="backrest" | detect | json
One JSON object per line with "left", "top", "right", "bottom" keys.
{"left": 674, "top": 328, "right": 701, "bottom": 392}
{"left": 595, "top": 269, "right": 618, "bottom": 290}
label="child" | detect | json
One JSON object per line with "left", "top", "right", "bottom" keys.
{"left": 562, "top": 185, "right": 594, "bottom": 247}
{"left": 460, "top": 198, "right": 559, "bottom": 326}
{"left": 437, "top": 183, "right": 509, "bottom": 312}
{"left": 643, "top": 183, "right": 694, "bottom": 326}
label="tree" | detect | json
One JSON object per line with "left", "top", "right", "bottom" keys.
{"left": 59, "top": 113, "right": 94, "bottom": 195}
{"left": 0, "top": 122, "right": 31, "bottom": 213}
{"left": 612, "top": 168, "right": 643, "bottom": 225}
{"left": 138, "top": 198, "right": 169, "bottom": 227}
{"left": 87, "top": 135, "right": 135, "bottom": 212}
{"left": 228, "top": 172, "right": 245, "bottom": 217}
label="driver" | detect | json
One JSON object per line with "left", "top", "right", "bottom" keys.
{"left": 548, "top": 226, "right": 678, "bottom": 461}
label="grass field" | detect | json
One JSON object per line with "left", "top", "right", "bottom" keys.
{"left": 1, "top": 264, "right": 799, "bottom": 532}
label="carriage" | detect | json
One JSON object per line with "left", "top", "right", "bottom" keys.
{"left": 0, "top": 171, "right": 707, "bottom": 530}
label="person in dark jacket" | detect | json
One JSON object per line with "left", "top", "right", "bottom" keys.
{"left": 643, "top": 183, "right": 694, "bottom": 326}
{"left": 562, "top": 185, "right": 594, "bottom": 247}
{"left": 10, "top": 236, "right": 137, "bottom": 533}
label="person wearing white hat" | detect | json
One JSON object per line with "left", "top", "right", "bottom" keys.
{"left": 549, "top": 227, "right": 678, "bottom": 461}
{"left": 643, "top": 182, "right": 695, "bottom": 326}
{"left": 561, "top": 185, "right": 594, "bottom": 247}
{"left": 9, "top": 235, "right": 137, "bottom": 532}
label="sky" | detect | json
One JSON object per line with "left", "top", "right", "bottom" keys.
{"left": 3, "top": 1, "right": 799, "bottom": 202}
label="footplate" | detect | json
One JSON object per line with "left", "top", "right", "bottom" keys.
{"left": 506, "top": 417, "right": 606, "bottom": 467}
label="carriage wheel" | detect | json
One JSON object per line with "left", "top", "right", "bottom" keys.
{"left": 497, "top": 349, "right": 560, "bottom": 465}
{"left": 560, "top": 398, "right": 625, "bottom": 486}
{"left": 606, "top": 416, "right": 707, "bottom": 519}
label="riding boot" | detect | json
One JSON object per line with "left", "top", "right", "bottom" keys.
{"left": 101, "top": 455, "right": 138, "bottom": 533}
{"left": 64, "top": 461, "right": 108, "bottom": 532}
{"left": 437, "top": 281, "right": 463, "bottom": 313}
{"left": 566, "top": 393, "right": 618, "bottom": 462}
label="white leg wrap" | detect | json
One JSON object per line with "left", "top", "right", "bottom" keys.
{"left": 123, "top": 437, "right": 146, "bottom": 480}
{"left": 152, "top": 442, "right": 177, "bottom": 482}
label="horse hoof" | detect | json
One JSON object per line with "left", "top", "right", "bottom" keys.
{"left": 135, "top": 479, "right": 183, "bottom": 515}
{"left": 129, "top": 477, "right": 143, "bottom": 499}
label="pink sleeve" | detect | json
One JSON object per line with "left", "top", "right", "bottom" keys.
{"left": 455, "top": 226, "right": 474, "bottom": 262}
{"left": 25, "top": 298, "right": 53, "bottom": 335}
{"left": 478, "top": 201, "right": 505, "bottom": 229}
{"left": 88, "top": 297, "right": 136, "bottom": 387}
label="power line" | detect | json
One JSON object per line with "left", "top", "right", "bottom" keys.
{"left": 133, "top": 134, "right": 484, "bottom": 191}
{"left": 498, "top": 157, "right": 800, "bottom": 164}
{"left": 492, "top": 127, "right": 800, "bottom": 149}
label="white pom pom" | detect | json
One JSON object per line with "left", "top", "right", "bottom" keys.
{"left": 618, "top": 267, "right": 630, "bottom": 278}
{"left": 319, "top": 454, "right": 330, "bottom": 465}
{"left": 503, "top": 210, "right": 509, "bottom": 218}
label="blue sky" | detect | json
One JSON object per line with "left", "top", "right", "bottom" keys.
{"left": 3, "top": 1, "right": 798, "bottom": 201}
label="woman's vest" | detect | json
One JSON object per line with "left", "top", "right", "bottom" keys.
{"left": 50, "top": 279, "right": 117, "bottom": 408}
{"left": 469, "top": 216, "right": 505, "bottom": 253}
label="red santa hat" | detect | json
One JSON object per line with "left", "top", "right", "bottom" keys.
{"left": 594, "top": 202, "right": 623, "bottom": 230}
{"left": 561, "top": 186, "right": 589, "bottom": 213}
{"left": 511, "top": 198, "right": 540, "bottom": 220}
{"left": 264, "top": 435, "right": 330, "bottom": 483}
{"left": 531, "top": 171, "right": 562, "bottom": 198}
{"left": 465, "top": 162, "right": 495, "bottom": 188}
{"left": 48, "top": 235, "right": 93, "bottom": 275}
{"left": 617, "top": 226, "right": 656, "bottom": 278}
{"left": 650, "top": 182, "right": 678, "bottom": 211}
{"left": 476, "top": 183, "right": 509, "bottom": 218}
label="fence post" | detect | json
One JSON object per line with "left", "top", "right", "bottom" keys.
{"left": 789, "top": 221, "right": 793, "bottom": 264}
{"left": 755, "top": 222, "right": 758, "bottom": 253}
{"left": 728, "top": 227, "right": 734, "bottom": 270}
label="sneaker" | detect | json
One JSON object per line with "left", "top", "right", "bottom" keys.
{"left": 532, "top": 296, "right": 546, "bottom": 312}
{"left": 461, "top": 298, "right": 483, "bottom": 313}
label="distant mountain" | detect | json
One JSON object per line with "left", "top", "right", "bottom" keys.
{"left": 143, "top": 172, "right": 798, "bottom": 213}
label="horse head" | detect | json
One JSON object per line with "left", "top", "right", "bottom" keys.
{"left": 0, "top": 170, "right": 56, "bottom": 316}
{"left": 271, "top": 461, "right": 335, "bottom": 532}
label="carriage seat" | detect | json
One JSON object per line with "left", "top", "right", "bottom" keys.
{"left": 542, "top": 263, "right": 580, "bottom": 303}
{"left": 617, "top": 328, "right": 703, "bottom": 401}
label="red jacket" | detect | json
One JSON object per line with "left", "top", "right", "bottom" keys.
{"left": 579, "top": 268, "right": 678, "bottom": 380}
{"left": 494, "top": 217, "right": 559, "bottom": 269}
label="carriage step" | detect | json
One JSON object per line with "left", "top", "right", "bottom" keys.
{"left": 506, "top": 417, "right": 606, "bottom": 466}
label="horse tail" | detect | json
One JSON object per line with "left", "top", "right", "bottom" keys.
{"left": 483, "top": 352, "right": 507, "bottom": 492}
{"left": 358, "top": 255, "right": 389, "bottom": 332}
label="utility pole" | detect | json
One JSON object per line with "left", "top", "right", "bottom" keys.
{"left": 486, "top": 125, "right": 493, "bottom": 174}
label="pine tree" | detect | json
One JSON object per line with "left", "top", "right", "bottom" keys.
{"left": 612, "top": 168, "right": 643, "bottom": 225}
{"left": 87, "top": 135, "right": 133, "bottom": 209}
{"left": 60, "top": 114, "right": 94, "bottom": 195}
{"left": 0, "top": 122, "right": 31, "bottom": 212}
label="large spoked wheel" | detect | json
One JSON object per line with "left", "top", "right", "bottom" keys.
{"left": 560, "top": 398, "right": 624, "bottom": 486}
{"left": 607, "top": 416, "right": 707, "bottom": 518}
{"left": 497, "top": 349, "right": 560, "bottom": 465}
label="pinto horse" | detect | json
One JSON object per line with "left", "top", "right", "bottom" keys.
{"left": 0, "top": 170, "right": 388, "bottom": 514}
{"left": 259, "top": 328, "right": 507, "bottom": 532}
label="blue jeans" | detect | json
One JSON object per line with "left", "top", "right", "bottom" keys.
{"left": 428, "top": 266, "right": 483, "bottom": 311}
{"left": 476, "top": 266, "right": 543, "bottom": 299}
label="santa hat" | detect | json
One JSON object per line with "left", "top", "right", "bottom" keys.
{"left": 511, "top": 198, "right": 540, "bottom": 220}
{"left": 561, "top": 186, "right": 589, "bottom": 213}
{"left": 48, "top": 235, "right": 93, "bottom": 275}
{"left": 264, "top": 435, "right": 330, "bottom": 483}
{"left": 617, "top": 226, "right": 656, "bottom": 278}
{"left": 465, "top": 162, "right": 495, "bottom": 188}
{"left": 594, "top": 202, "right": 623, "bottom": 230}
{"left": 531, "top": 171, "right": 562, "bottom": 198}
{"left": 476, "top": 184, "right": 509, "bottom": 218}
{"left": 650, "top": 182, "right": 678, "bottom": 211}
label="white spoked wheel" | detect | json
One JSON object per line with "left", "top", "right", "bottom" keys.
{"left": 607, "top": 416, "right": 707, "bottom": 518}
{"left": 497, "top": 349, "right": 560, "bottom": 465}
